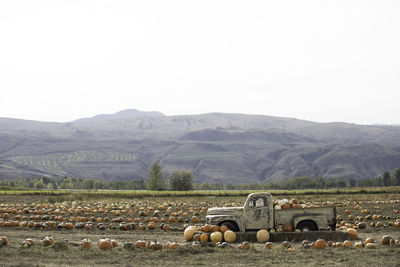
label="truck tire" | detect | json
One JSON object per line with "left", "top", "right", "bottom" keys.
{"left": 296, "top": 221, "right": 317, "bottom": 232}
{"left": 221, "top": 222, "right": 239, "bottom": 232}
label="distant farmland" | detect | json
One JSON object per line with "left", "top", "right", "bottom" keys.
{"left": 10, "top": 150, "right": 148, "bottom": 180}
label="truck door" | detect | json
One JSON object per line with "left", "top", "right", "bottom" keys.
{"left": 244, "top": 196, "right": 271, "bottom": 230}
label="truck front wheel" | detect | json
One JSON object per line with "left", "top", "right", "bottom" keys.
{"left": 296, "top": 221, "right": 317, "bottom": 232}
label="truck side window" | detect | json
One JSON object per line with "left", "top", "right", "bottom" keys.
{"left": 248, "top": 197, "right": 267, "bottom": 207}
{"left": 248, "top": 199, "right": 255, "bottom": 207}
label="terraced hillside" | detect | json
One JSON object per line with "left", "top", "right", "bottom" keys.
{"left": 0, "top": 110, "right": 399, "bottom": 183}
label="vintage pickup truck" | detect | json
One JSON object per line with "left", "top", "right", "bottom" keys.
{"left": 206, "top": 192, "right": 336, "bottom": 232}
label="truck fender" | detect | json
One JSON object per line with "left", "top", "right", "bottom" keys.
{"left": 206, "top": 215, "right": 244, "bottom": 232}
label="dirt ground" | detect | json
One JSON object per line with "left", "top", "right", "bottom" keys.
{"left": 0, "top": 193, "right": 399, "bottom": 266}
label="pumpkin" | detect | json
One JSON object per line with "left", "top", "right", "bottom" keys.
{"left": 220, "top": 225, "right": 228, "bottom": 233}
{"left": 282, "top": 241, "right": 291, "bottom": 248}
{"left": 21, "top": 240, "right": 32, "bottom": 248}
{"left": 354, "top": 241, "right": 364, "bottom": 248}
{"left": 343, "top": 240, "right": 352, "bottom": 248}
{"left": 224, "top": 230, "right": 236, "bottom": 243}
{"left": 191, "top": 216, "right": 199, "bottom": 223}
{"left": 200, "top": 233, "right": 209, "bottom": 243}
{"left": 111, "top": 239, "right": 118, "bottom": 247}
{"left": 25, "top": 239, "right": 34, "bottom": 245}
{"left": 193, "top": 233, "right": 201, "bottom": 242}
{"left": 166, "top": 242, "right": 180, "bottom": 249}
{"left": 210, "top": 231, "right": 223, "bottom": 243}
{"left": 201, "top": 224, "right": 211, "bottom": 233}
{"left": 365, "top": 243, "right": 376, "bottom": 249}
{"left": 135, "top": 240, "right": 147, "bottom": 248}
{"left": 147, "top": 222, "right": 156, "bottom": 230}
{"left": 184, "top": 226, "right": 197, "bottom": 241}
{"left": 98, "top": 239, "right": 113, "bottom": 250}
{"left": 381, "top": 235, "right": 393, "bottom": 246}
{"left": 0, "top": 236, "right": 8, "bottom": 246}
{"left": 347, "top": 228, "right": 358, "bottom": 240}
{"left": 81, "top": 239, "right": 91, "bottom": 249}
{"left": 365, "top": 238, "right": 374, "bottom": 244}
{"left": 240, "top": 241, "right": 250, "bottom": 250}
{"left": 327, "top": 240, "right": 334, "bottom": 247}
{"left": 211, "top": 225, "right": 220, "bottom": 232}
{"left": 283, "top": 222, "right": 293, "bottom": 232}
{"left": 256, "top": 229, "right": 270, "bottom": 243}
{"left": 149, "top": 240, "right": 162, "bottom": 250}
{"left": 265, "top": 242, "right": 273, "bottom": 249}
{"left": 315, "top": 239, "right": 326, "bottom": 249}
{"left": 42, "top": 236, "right": 54, "bottom": 246}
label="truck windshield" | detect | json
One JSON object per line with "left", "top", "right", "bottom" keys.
{"left": 248, "top": 197, "right": 267, "bottom": 207}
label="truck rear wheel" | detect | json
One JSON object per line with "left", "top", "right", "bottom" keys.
{"left": 296, "top": 221, "right": 317, "bottom": 232}
{"left": 221, "top": 222, "right": 239, "bottom": 232}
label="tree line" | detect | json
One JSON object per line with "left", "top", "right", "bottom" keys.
{"left": 0, "top": 163, "right": 399, "bottom": 191}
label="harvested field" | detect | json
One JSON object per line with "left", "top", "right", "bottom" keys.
{"left": 0, "top": 192, "right": 399, "bottom": 266}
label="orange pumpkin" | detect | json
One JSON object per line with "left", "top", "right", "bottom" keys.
{"left": 149, "top": 240, "right": 163, "bottom": 250}
{"left": 220, "top": 225, "right": 228, "bottom": 233}
{"left": 81, "top": 239, "right": 91, "bottom": 249}
{"left": 200, "top": 233, "right": 209, "bottom": 243}
{"left": 365, "top": 243, "right": 376, "bottom": 249}
{"left": 210, "top": 225, "right": 219, "bottom": 232}
{"left": 135, "top": 240, "right": 147, "bottom": 248}
{"left": 283, "top": 222, "right": 293, "bottom": 232}
{"left": 365, "top": 238, "right": 374, "bottom": 244}
{"left": 315, "top": 239, "right": 326, "bottom": 249}
{"left": 0, "top": 236, "right": 8, "bottom": 246}
{"left": 98, "top": 239, "right": 112, "bottom": 250}
{"left": 265, "top": 242, "right": 273, "bottom": 249}
{"left": 240, "top": 241, "right": 251, "bottom": 250}
{"left": 343, "top": 240, "right": 352, "bottom": 248}
{"left": 381, "top": 235, "right": 393, "bottom": 246}
{"left": 166, "top": 242, "right": 180, "bottom": 249}
{"left": 347, "top": 228, "right": 358, "bottom": 240}
{"left": 202, "top": 224, "right": 211, "bottom": 233}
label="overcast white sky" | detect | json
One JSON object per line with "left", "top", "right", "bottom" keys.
{"left": 0, "top": 0, "right": 399, "bottom": 124}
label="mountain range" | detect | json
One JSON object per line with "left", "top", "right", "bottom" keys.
{"left": 0, "top": 109, "right": 399, "bottom": 184}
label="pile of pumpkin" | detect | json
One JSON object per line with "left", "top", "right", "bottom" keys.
{"left": 302, "top": 235, "right": 400, "bottom": 249}
{"left": 336, "top": 202, "right": 400, "bottom": 230}
{"left": 183, "top": 224, "right": 237, "bottom": 244}
{"left": 0, "top": 200, "right": 211, "bottom": 232}
{"left": 11, "top": 235, "right": 179, "bottom": 251}
{"left": 273, "top": 198, "right": 327, "bottom": 210}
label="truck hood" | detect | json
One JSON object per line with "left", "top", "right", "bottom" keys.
{"left": 207, "top": 207, "right": 244, "bottom": 215}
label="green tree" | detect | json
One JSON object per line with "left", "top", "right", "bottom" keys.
{"left": 148, "top": 161, "right": 165, "bottom": 191}
{"left": 46, "top": 183, "right": 54, "bottom": 190}
{"left": 336, "top": 178, "right": 347, "bottom": 188}
{"left": 34, "top": 178, "right": 44, "bottom": 189}
{"left": 168, "top": 170, "right": 194, "bottom": 191}
{"left": 394, "top": 168, "right": 400, "bottom": 186}
{"left": 383, "top": 171, "right": 391, "bottom": 186}
{"left": 349, "top": 178, "right": 357, "bottom": 188}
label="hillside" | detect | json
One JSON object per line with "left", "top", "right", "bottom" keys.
{"left": 0, "top": 111, "right": 399, "bottom": 184}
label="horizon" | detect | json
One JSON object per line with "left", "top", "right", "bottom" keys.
{"left": 1, "top": 1, "right": 399, "bottom": 125}
{"left": 1, "top": 108, "right": 399, "bottom": 126}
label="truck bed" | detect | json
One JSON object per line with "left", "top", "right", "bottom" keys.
{"left": 274, "top": 206, "right": 336, "bottom": 230}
